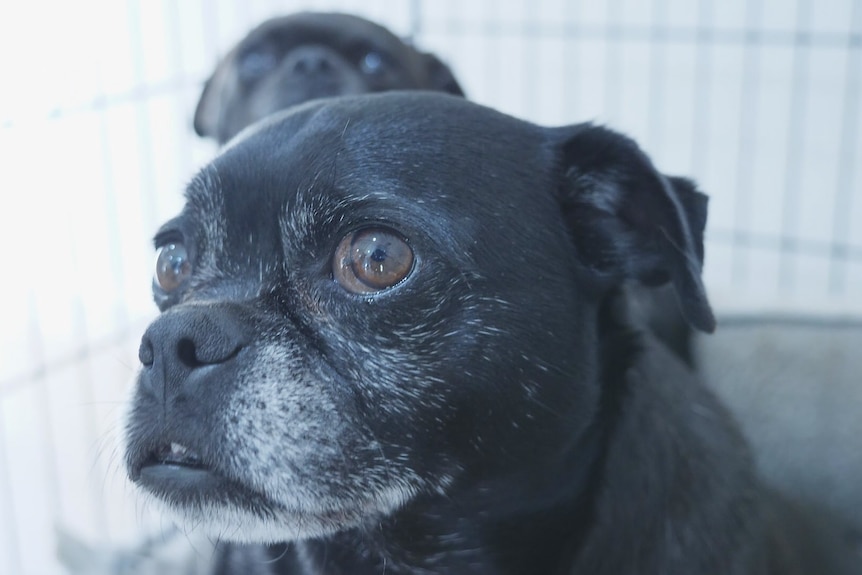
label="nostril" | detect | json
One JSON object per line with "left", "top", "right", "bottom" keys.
{"left": 177, "top": 337, "right": 202, "bottom": 369}
{"left": 139, "top": 338, "right": 154, "bottom": 367}
{"left": 293, "top": 56, "right": 329, "bottom": 74}
{"left": 141, "top": 307, "right": 247, "bottom": 374}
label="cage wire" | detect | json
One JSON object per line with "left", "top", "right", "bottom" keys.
{"left": 0, "top": 0, "right": 859, "bottom": 573}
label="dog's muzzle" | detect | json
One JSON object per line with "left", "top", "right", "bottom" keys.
{"left": 128, "top": 304, "right": 252, "bottom": 492}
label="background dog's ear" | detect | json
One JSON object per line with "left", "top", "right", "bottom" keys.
{"left": 422, "top": 53, "right": 465, "bottom": 96}
{"left": 193, "top": 74, "right": 222, "bottom": 139}
{"left": 555, "top": 124, "right": 715, "bottom": 333}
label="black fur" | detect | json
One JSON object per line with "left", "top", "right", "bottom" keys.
{"left": 125, "top": 93, "right": 854, "bottom": 574}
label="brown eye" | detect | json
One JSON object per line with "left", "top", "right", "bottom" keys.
{"left": 155, "top": 243, "right": 192, "bottom": 292}
{"left": 333, "top": 228, "right": 414, "bottom": 294}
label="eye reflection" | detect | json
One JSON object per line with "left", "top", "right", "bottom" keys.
{"left": 360, "top": 51, "right": 384, "bottom": 75}
{"left": 333, "top": 228, "right": 413, "bottom": 294}
{"left": 155, "top": 243, "right": 192, "bottom": 292}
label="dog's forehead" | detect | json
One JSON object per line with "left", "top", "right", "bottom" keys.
{"left": 216, "top": 93, "right": 552, "bottom": 204}
{"left": 184, "top": 93, "right": 561, "bottom": 267}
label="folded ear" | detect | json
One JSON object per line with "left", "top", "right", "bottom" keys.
{"left": 554, "top": 124, "right": 715, "bottom": 333}
{"left": 193, "top": 71, "right": 224, "bottom": 139}
{"left": 421, "top": 53, "right": 465, "bottom": 96}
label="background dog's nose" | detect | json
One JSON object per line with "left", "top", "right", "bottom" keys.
{"left": 138, "top": 306, "right": 249, "bottom": 397}
{"left": 286, "top": 46, "right": 334, "bottom": 75}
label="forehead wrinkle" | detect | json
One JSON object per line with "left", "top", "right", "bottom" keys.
{"left": 183, "top": 165, "right": 227, "bottom": 271}
{"left": 281, "top": 179, "right": 482, "bottom": 280}
{"left": 279, "top": 163, "right": 345, "bottom": 257}
{"left": 184, "top": 165, "right": 224, "bottom": 219}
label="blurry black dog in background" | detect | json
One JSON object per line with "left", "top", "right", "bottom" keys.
{"left": 193, "top": 12, "right": 464, "bottom": 144}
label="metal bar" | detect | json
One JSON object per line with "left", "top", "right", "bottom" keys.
{"left": 828, "top": 2, "right": 862, "bottom": 295}
{"left": 777, "top": 0, "right": 813, "bottom": 292}
{"left": 410, "top": 20, "right": 861, "bottom": 49}
{"left": 646, "top": 0, "right": 668, "bottom": 157}
{"left": 731, "top": 0, "right": 763, "bottom": 285}
{"left": 25, "top": 291, "right": 63, "bottom": 528}
{"left": 603, "top": 0, "right": 623, "bottom": 123}
{"left": 0, "top": 77, "right": 195, "bottom": 130}
{"left": 709, "top": 228, "right": 862, "bottom": 261}
{"left": 408, "top": 0, "right": 423, "bottom": 39}
{"left": 0, "top": 409, "right": 21, "bottom": 575}
{"left": 690, "top": 0, "right": 714, "bottom": 177}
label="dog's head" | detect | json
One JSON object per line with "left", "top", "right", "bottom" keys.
{"left": 194, "top": 12, "right": 464, "bottom": 144}
{"left": 125, "top": 93, "right": 713, "bottom": 545}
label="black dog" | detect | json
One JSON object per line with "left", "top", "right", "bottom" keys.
{"left": 194, "top": 12, "right": 464, "bottom": 144}
{"left": 192, "top": 11, "right": 704, "bottom": 369}
{"left": 125, "top": 93, "right": 853, "bottom": 574}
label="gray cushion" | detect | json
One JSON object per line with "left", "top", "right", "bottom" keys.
{"left": 696, "top": 315, "right": 862, "bottom": 542}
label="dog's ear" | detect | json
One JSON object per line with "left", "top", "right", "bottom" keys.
{"left": 666, "top": 176, "right": 707, "bottom": 265}
{"left": 422, "top": 53, "right": 465, "bottom": 96}
{"left": 193, "top": 73, "right": 223, "bottom": 139}
{"left": 555, "top": 124, "right": 715, "bottom": 333}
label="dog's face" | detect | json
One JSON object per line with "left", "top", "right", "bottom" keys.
{"left": 194, "top": 12, "right": 464, "bottom": 144}
{"left": 125, "top": 93, "right": 712, "bottom": 546}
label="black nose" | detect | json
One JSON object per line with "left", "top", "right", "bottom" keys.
{"left": 285, "top": 46, "right": 334, "bottom": 75}
{"left": 138, "top": 305, "right": 249, "bottom": 398}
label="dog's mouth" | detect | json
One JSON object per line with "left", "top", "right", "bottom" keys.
{"left": 127, "top": 432, "right": 425, "bottom": 541}
{"left": 133, "top": 441, "right": 222, "bottom": 493}
{"left": 129, "top": 438, "right": 370, "bottom": 540}
{"left": 132, "top": 439, "right": 273, "bottom": 513}
{"left": 145, "top": 442, "right": 205, "bottom": 470}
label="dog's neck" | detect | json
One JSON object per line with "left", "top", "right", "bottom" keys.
{"left": 294, "top": 440, "right": 609, "bottom": 575}
{"left": 289, "top": 296, "right": 636, "bottom": 575}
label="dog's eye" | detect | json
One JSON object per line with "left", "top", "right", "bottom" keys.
{"left": 238, "top": 47, "right": 278, "bottom": 82}
{"left": 155, "top": 243, "right": 192, "bottom": 292}
{"left": 359, "top": 51, "right": 385, "bottom": 75}
{"left": 333, "top": 228, "right": 413, "bottom": 293}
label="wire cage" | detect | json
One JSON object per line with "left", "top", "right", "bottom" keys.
{"left": 0, "top": 0, "right": 859, "bottom": 573}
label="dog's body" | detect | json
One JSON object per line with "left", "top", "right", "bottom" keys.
{"left": 125, "top": 93, "right": 854, "bottom": 574}
{"left": 194, "top": 12, "right": 464, "bottom": 144}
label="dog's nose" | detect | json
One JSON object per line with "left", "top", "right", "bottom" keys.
{"left": 286, "top": 46, "right": 334, "bottom": 75}
{"left": 138, "top": 306, "right": 249, "bottom": 398}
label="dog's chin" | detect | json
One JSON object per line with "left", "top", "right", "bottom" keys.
{"left": 155, "top": 497, "right": 363, "bottom": 544}
{"left": 137, "top": 470, "right": 383, "bottom": 543}
{"left": 133, "top": 454, "right": 422, "bottom": 543}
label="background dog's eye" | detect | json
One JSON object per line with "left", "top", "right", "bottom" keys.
{"left": 333, "top": 228, "right": 413, "bottom": 293}
{"left": 238, "top": 47, "right": 278, "bottom": 82}
{"left": 155, "top": 243, "right": 192, "bottom": 292}
{"left": 359, "top": 51, "right": 385, "bottom": 75}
